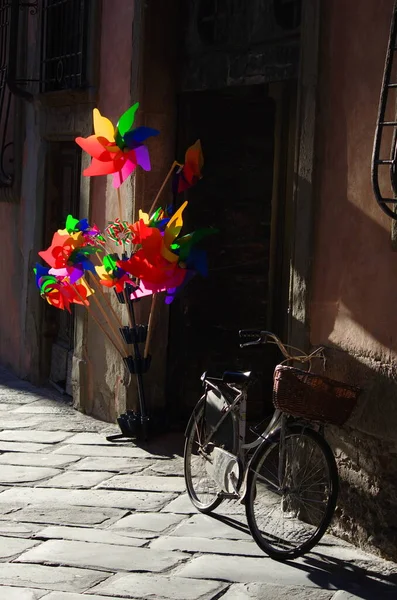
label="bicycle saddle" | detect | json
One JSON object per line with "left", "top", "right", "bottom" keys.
{"left": 202, "top": 371, "right": 253, "bottom": 384}
{"left": 222, "top": 371, "right": 253, "bottom": 384}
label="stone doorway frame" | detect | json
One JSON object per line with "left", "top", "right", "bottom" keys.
{"left": 287, "top": 0, "right": 321, "bottom": 351}
{"left": 129, "top": 0, "right": 321, "bottom": 413}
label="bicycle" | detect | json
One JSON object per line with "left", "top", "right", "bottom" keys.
{"left": 183, "top": 329, "right": 361, "bottom": 560}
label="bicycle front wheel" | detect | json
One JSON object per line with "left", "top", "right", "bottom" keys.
{"left": 246, "top": 426, "right": 338, "bottom": 560}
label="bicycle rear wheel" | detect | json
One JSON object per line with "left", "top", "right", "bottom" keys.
{"left": 246, "top": 425, "right": 338, "bottom": 560}
{"left": 184, "top": 400, "right": 225, "bottom": 513}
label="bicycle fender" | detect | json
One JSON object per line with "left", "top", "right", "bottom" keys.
{"left": 184, "top": 396, "right": 205, "bottom": 437}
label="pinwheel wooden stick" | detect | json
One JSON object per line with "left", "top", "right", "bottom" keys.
{"left": 83, "top": 279, "right": 128, "bottom": 353}
{"left": 117, "top": 187, "right": 123, "bottom": 222}
{"left": 85, "top": 280, "right": 129, "bottom": 355}
{"left": 144, "top": 293, "right": 160, "bottom": 358}
{"left": 148, "top": 161, "right": 181, "bottom": 216}
{"left": 87, "top": 271, "right": 124, "bottom": 330}
{"left": 123, "top": 288, "right": 134, "bottom": 329}
{"left": 72, "top": 285, "right": 126, "bottom": 357}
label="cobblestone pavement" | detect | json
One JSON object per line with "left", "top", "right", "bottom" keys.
{"left": 0, "top": 367, "right": 396, "bottom": 600}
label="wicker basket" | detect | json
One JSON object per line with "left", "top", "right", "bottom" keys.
{"left": 273, "top": 365, "right": 361, "bottom": 426}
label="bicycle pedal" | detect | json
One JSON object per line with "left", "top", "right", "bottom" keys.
{"left": 217, "top": 492, "right": 240, "bottom": 500}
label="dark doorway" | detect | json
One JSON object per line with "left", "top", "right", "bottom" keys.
{"left": 167, "top": 85, "right": 285, "bottom": 420}
{"left": 42, "top": 142, "right": 81, "bottom": 395}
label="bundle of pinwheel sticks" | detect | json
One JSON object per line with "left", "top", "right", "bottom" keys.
{"left": 34, "top": 103, "right": 215, "bottom": 441}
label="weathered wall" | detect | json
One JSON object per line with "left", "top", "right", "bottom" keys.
{"left": 310, "top": 0, "right": 397, "bottom": 558}
{"left": 0, "top": 201, "right": 23, "bottom": 373}
{"left": 74, "top": 0, "right": 136, "bottom": 422}
{"left": 180, "top": 0, "right": 300, "bottom": 91}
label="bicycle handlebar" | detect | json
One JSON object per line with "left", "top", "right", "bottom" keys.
{"left": 238, "top": 329, "right": 324, "bottom": 366}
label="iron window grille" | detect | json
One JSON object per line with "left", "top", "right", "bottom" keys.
{"left": 372, "top": 0, "right": 397, "bottom": 220}
{"left": 40, "top": 0, "right": 89, "bottom": 92}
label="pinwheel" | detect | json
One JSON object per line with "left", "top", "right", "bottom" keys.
{"left": 34, "top": 265, "right": 93, "bottom": 312}
{"left": 39, "top": 230, "right": 101, "bottom": 284}
{"left": 34, "top": 112, "right": 214, "bottom": 442}
{"left": 147, "top": 140, "right": 203, "bottom": 216}
{"left": 75, "top": 103, "right": 159, "bottom": 189}
{"left": 173, "top": 139, "right": 204, "bottom": 194}
{"left": 138, "top": 207, "right": 171, "bottom": 231}
{"left": 65, "top": 214, "right": 106, "bottom": 247}
{"left": 95, "top": 255, "right": 131, "bottom": 293}
{"left": 105, "top": 219, "right": 133, "bottom": 246}
{"left": 119, "top": 201, "right": 216, "bottom": 303}
{"left": 39, "top": 231, "right": 84, "bottom": 269}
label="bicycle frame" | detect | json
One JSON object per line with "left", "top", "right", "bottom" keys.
{"left": 199, "top": 379, "right": 284, "bottom": 466}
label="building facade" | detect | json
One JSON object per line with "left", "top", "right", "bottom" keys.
{"left": 1, "top": 0, "right": 397, "bottom": 559}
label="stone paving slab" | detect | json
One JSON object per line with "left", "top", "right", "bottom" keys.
{"left": 0, "top": 464, "right": 60, "bottom": 484}
{"left": 310, "top": 540, "right": 397, "bottom": 576}
{"left": 160, "top": 493, "right": 197, "bottom": 514}
{"left": 34, "top": 525, "right": 148, "bottom": 547}
{"left": 110, "top": 512, "right": 187, "bottom": 536}
{"left": 53, "top": 445, "right": 165, "bottom": 460}
{"left": 220, "top": 583, "right": 335, "bottom": 600}
{"left": 9, "top": 504, "right": 128, "bottom": 527}
{"left": 168, "top": 513, "right": 251, "bottom": 540}
{"left": 0, "top": 487, "right": 175, "bottom": 511}
{"left": 0, "top": 393, "right": 45, "bottom": 404}
{"left": 0, "top": 402, "right": 16, "bottom": 410}
{"left": 39, "top": 471, "right": 113, "bottom": 489}
{"left": 177, "top": 554, "right": 397, "bottom": 593}
{"left": 0, "top": 452, "right": 80, "bottom": 468}
{"left": 0, "top": 430, "right": 72, "bottom": 443}
{"left": 69, "top": 457, "right": 153, "bottom": 473}
{"left": 0, "top": 415, "right": 46, "bottom": 429}
{"left": 0, "top": 534, "right": 38, "bottom": 559}
{"left": 34, "top": 418, "right": 111, "bottom": 433}
{"left": 150, "top": 535, "right": 265, "bottom": 556}
{"left": 58, "top": 433, "right": 123, "bottom": 446}
{"left": 98, "top": 475, "right": 186, "bottom": 492}
{"left": 13, "top": 400, "right": 75, "bottom": 414}
{"left": 331, "top": 590, "right": 397, "bottom": 599}
{"left": 0, "top": 586, "right": 47, "bottom": 599}
{"left": 41, "top": 593, "right": 127, "bottom": 600}
{"left": 89, "top": 573, "right": 226, "bottom": 600}
{"left": 0, "top": 563, "right": 110, "bottom": 592}
{"left": 0, "top": 521, "right": 41, "bottom": 538}
{"left": 0, "top": 502, "right": 25, "bottom": 516}
{"left": 176, "top": 554, "right": 335, "bottom": 586}
{"left": 0, "top": 440, "right": 51, "bottom": 453}
{"left": 142, "top": 458, "right": 185, "bottom": 476}
{"left": 17, "top": 539, "right": 188, "bottom": 573}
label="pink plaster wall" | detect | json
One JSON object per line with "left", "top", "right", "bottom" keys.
{"left": 91, "top": 0, "right": 135, "bottom": 231}
{"left": 310, "top": 0, "right": 397, "bottom": 360}
{"left": 84, "top": 0, "right": 135, "bottom": 420}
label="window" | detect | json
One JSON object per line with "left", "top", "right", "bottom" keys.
{"left": 41, "top": 0, "right": 89, "bottom": 92}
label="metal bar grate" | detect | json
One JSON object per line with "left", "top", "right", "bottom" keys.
{"left": 372, "top": 0, "right": 397, "bottom": 218}
{"left": 40, "top": 0, "right": 89, "bottom": 92}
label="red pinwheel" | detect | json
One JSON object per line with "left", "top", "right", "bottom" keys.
{"left": 173, "top": 140, "right": 204, "bottom": 194}
{"left": 75, "top": 103, "right": 159, "bottom": 188}
{"left": 34, "top": 264, "right": 93, "bottom": 312}
{"left": 39, "top": 229, "right": 101, "bottom": 284}
{"left": 95, "top": 255, "right": 131, "bottom": 293}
